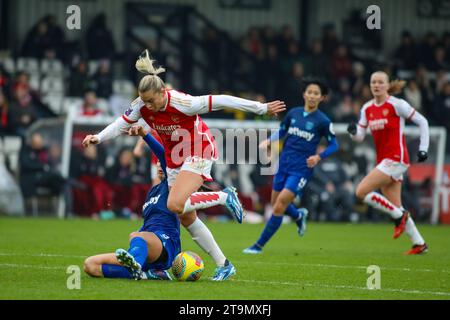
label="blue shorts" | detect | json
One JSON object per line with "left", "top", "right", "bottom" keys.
{"left": 138, "top": 229, "right": 181, "bottom": 271}
{"left": 272, "top": 171, "right": 312, "bottom": 197}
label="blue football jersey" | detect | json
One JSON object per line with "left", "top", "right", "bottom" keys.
{"left": 277, "top": 107, "right": 336, "bottom": 175}
{"left": 140, "top": 180, "right": 180, "bottom": 239}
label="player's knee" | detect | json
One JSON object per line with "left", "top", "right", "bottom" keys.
{"left": 83, "top": 258, "right": 96, "bottom": 276}
{"left": 272, "top": 202, "right": 287, "bottom": 215}
{"left": 167, "top": 199, "right": 184, "bottom": 215}
{"left": 129, "top": 232, "right": 139, "bottom": 241}
{"left": 355, "top": 186, "right": 368, "bottom": 200}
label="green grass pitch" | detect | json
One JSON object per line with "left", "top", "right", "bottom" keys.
{"left": 1, "top": 217, "right": 449, "bottom": 300}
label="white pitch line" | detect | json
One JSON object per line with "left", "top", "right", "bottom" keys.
{"left": 1, "top": 252, "right": 450, "bottom": 274}
{"left": 0, "top": 263, "right": 66, "bottom": 270}
{"left": 1, "top": 262, "right": 448, "bottom": 298}
{"left": 234, "top": 260, "right": 450, "bottom": 274}
{"left": 235, "top": 279, "right": 450, "bottom": 297}
{"left": 0, "top": 252, "right": 86, "bottom": 259}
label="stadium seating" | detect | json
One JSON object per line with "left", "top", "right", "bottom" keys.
{"left": 2, "top": 136, "right": 22, "bottom": 174}
{"left": 0, "top": 56, "right": 15, "bottom": 74}
{"left": 40, "top": 59, "right": 64, "bottom": 77}
{"left": 42, "top": 94, "right": 64, "bottom": 114}
{"left": 16, "top": 57, "right": 39, "bottom": 74}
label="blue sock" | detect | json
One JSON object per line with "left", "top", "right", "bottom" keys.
{"left": 128, "top": 237, "right": 148, "bottom": 267}
{"left": 285, "top": 204, "right": 300, "bottom": 220}
{"left": 256, "top": 214, "right": 283, "bottom": 248}
{"left": 101, "top": 264, "right": 133, "bottom": 279}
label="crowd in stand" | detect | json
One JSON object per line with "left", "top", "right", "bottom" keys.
{"left": 0, "top": 13, "right": 448, "bottom": 221}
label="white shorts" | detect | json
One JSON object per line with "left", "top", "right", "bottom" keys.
{"left": 166, "top": 156, "right": 214, "bottom": 187}
{"left": 376, "top": 159, "right": 409, "bottom": 182}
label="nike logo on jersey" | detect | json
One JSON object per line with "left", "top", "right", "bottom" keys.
{"left": 288, "top": 127, "right": 315, "bottom": 141}
{"left": 143, "top": 194, "right": 161, "bottom": 211}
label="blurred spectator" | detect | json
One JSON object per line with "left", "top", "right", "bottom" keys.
{"left": 443, "top": 32, "right": 450, "bottom": 64}
{"left": 42, "top": 15, "right": 65, "bottom": 59}
{"left": 283, "top": 62, "right": 304, "bottom": 108}
{"left": 68, "top": 61, "right": 92, "bottom": 97}
{"left": 9, "top": 83, "right": 38, "bottom": 137}
{"left": 241, "top": 27, "right": 264, "bottom": 59}
{"left": 86, "top": 14, "right": 116, "bottom": 60}
{"left": 19, "top": 132, "right": 67, "bottom": 201}
{"left": 393, "top": 31, "right": 419, "bottom": 70}
{"left": 106, "top": 148, "right": 139, "bottom": 218}
{"left": 261, "top": 25, "right": 277, "bottom": 49}
{"left": 427, "top": 47, "right": 449, "bottom": 71}
{"left": 0, "top": 66, "right": 11, "bottom": 96}
{"left": 321, "top": 24, "right": 340, "bottom": 57}
{"left": 80, "top": 91, "right": 102, "bottom": 116}
{"left": 275, "top": 24, "right": 296, "bottom": 57}
{"left": 280, "top": 40, "right": 305, "bottom": 79}
{"left": 330, "top": 44, "right": 353, "bottom": 81}
{"left": 202, "top": 27, "right": 222, "bottom": 80}
{"left": 419, "top": 32, "right": 439, "bottom": 68}
{"left": 434, "top": 69, "right": 449, "bottom": 94}
{"left": 71, "top": 145, "right": 113, "bottom": 219}
{"left": 11, "top": 71, "right": 55, "bottom": 118}
{"left": 404, "top": 79, "right": 423, "bottom": 111}
{"left": 258, "top": 44, "right": 283, "bottom": 100}
{"left": 21, "top": 16, "right": 64, "bottom": 59}
{"left": 304, "top": 39, "right": 329, "bottom": 78}
{"left": 303, "top": 145, "right": 355, "bottom": 221}
{"left": 334, "top": 95, "right": 358, "bottom": 123}
{"left": 354, "top": 85, "right": 372, "bottom": 108}
{"left": 91, "top": 60, "right": 113, "bottom": 98}
{"left": 0, "top": 89, "right": 10, "bottom": 137}
{"left": 350, "top": 61, "right": 366, "bottom": 97}
{"left": 432, "top": 81, "right": 450, "bottom": 130}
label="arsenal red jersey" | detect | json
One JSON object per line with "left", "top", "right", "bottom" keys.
{"left": 358, "top": 96, "right": 416, "bottom": 165}
{"left": 122, "top": 90, "right": 218, "bottom": 169}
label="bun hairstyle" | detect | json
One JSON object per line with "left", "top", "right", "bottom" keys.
{"left": 135, "top": 49, "right": 166, "bottom": 93}
{"left": 301, "top": 78, "right": 330, "bottom": 96}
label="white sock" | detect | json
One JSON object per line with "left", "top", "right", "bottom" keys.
{"left": 405, "top": 216, "right": 425, "bottom": 245}
{"left": 186, "top": 217, "right": 227, "bottom": 267}
{"left": 364, "top": 192, "right": 403, "bottom": 219}
{"left": 183, "top": 191, "right": 228, "bottom": 214}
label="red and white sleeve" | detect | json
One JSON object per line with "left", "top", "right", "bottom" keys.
{"left": 96, "top": 97, "right": 143, "bottom": 143}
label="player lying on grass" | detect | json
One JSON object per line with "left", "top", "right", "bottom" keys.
{"left": 132, "top": 126, "right": 236, "bottom": 281}
{"left": 244, "top": 79, "right": 339, "bottom": 254}
{"left": 347, "top": 71, "right": 429, "bottom": 255}
{"left": 84, "top": 131, "right": 181, "bottom": 280}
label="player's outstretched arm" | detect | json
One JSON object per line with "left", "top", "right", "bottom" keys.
{"left": 209, "top": 95, "right": 286, "bottom": 116}
{"left": 82, "top": 116, "right": 132, "bottom": 147}
{"left": 178, "top": 94, "right": 286, "bottom": 117}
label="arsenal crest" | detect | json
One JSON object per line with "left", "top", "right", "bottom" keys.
{"left": 383, "top": 109, "right": 389, "bottom": 116}
{"left": 171, "top": 115, "right": 180, "bottom": 123}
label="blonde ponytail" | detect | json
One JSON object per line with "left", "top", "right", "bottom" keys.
{"left": 135, "top": 49, "right": 166, "bottom": 93}
{"left": 135, "top": 49, "right": 165, "bottom": 75}
{"left": 388, "top": 79, "right": 406, "bottom": 95}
